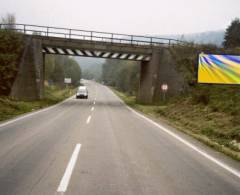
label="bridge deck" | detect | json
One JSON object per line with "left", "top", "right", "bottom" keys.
{"left": 1, "top": 23, "right": 186, "bottom": 61}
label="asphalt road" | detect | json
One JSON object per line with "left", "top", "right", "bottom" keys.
{"left": 0, "top": 81, "right": 239, "bottom": 195}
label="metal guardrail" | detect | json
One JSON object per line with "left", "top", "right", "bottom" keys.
{"left": 0, "top": 23, "right": 187, "bottom": 47}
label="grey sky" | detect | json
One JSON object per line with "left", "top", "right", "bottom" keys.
{"left": 1, "top": 0, "right": 240, "bottom": 35}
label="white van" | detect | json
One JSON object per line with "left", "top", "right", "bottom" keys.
{"left": 76, "top": 86, "right": 88, "bottom": 99}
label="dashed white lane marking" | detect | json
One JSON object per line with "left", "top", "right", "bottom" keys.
{"left": 57, "top": 144, "right": 81, "bottom": 192}
{"left": 126, "top": 106, "right": 240, "bottom": 179}
{"left": 93, "top": 101, "right": 96, "bottom": 105}
{"left": 86, "top": 116, "right": 91, "bottom": 124}
{"left": 91, "top": 107, "right": 94, "bottom": 111}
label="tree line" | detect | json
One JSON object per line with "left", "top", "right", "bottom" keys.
{"left": 45, "top": 55, "right": 81, "bottom": 87}
{"left": 102, "top": 59, "right": 140, "bottom": 95}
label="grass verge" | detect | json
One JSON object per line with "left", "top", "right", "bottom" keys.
{"left": 0, "top": 86, "right": 76, "bottom": 122}
{"left": 112, "top": 88, "right": 240, "bottom": 161}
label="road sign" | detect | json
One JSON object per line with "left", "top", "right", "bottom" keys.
{"left": 161, "top": 84, "right": 168, "bottom": 101}
{"left": 64, "top": 78, "right": 72, "bottom": 84}
{"left": 161, "top": 84, "right": 168, "bottom": 91}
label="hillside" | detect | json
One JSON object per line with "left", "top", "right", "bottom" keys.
{"left": 158, "top": 30, "right": 225, "bottom": 46}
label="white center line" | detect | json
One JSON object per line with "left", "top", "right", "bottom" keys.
{"left": 91, "top": 107, "right": 94, "bottom": 111}
{"left": 57, "top": 144, "right": 81, "bottom": 193}
{"left": 86, "top": 115, "right": 91, "bottom": 124}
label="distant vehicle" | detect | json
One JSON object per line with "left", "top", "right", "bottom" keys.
{"left": 76, "top": 86, "right": 88, "bottom": 99}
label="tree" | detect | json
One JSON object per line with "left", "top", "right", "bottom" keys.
{"left": 45, "top": 55, "right": 55, "bottom": 81}
{"left": 102, "top": 59, "right": 140, "bottom": 95}
{"left": 50, "top": 59, "right": 64, "bottom": 86}
{"left": 0, "top": 14, "right": 23, "bottom": 95}
{"left": 223, "top": 18, "right": 240, "bottom": 48}
{"left": 1, "top": 13, "right": 16, "bottom": 29}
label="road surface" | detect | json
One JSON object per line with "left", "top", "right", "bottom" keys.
{"left": 0, "top": 81, "right": 239, "bottom": 195}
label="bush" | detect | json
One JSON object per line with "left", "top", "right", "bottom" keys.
{"left": 192, "top": 88, "right": 210, "bottom": 105}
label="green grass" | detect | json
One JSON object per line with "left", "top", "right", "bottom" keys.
{"left": 0, "top": 86, "right": 76, "bottom": 122}
{"left": 112, "top": 88, "right": 240, "bottom": 161}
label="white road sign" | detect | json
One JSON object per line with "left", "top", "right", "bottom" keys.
{"left": 64, "top": 78, "right": 72, "bottom": 84}
{"left": 161, "top": 84, "right": 168, "bottom": 91}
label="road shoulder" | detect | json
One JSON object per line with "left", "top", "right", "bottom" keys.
{"left": 110, "top": 88, "right": 240, "bottom": 163}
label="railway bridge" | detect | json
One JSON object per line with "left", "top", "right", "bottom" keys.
{"left": 1, "top": 24, "right": 186, "bottom": 103}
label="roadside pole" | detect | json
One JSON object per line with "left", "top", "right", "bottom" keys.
{"left": 161, "top": 84, "right": 168, "bottom": 101}
{"left": 64, "top": 78, "right": 72, "bottom": 96}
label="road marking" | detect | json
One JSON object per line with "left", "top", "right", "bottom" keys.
{"left": 108, "top": 87, "right": 240, "bottom": 179}
{"left": 91, "top": 107, "right": 94, "bottom": 111}
{"left": 94, "top": 97, "right": 97, "bottom": 101}
{"left": 86, "top": 115, "right": 91, "bottom": 124}
{"left": 57, "top": 144, "right": 81, "bottom": 192}
{"left": 0, "top": 96, "right": 74, "bottom": 129}
{"left": 126, "top": 106, "right": 240, "bottom": 179}
{"left": 93, "top": 101, "right": 96, "bottom": 105}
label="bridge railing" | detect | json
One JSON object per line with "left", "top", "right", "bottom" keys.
{"left": 0, "top": 23, "right": 187, "bottom": 47}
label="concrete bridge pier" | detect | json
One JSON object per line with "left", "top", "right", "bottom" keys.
{"left": 153, "top": 48, "right": 186, "bottom": 102}
{"left": 137, "top": 49, "right": 161, "bottom": 104}
{"left": 10, "top": 37, "right": 44, "bottom": 100}
{"left": 137, "top": 48, "right": 186, "bottom": 104}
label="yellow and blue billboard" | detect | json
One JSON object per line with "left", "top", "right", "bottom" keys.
{"left": 198, "top": 53, "right": 240, "bottom": 84}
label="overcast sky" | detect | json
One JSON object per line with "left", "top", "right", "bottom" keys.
{"left": 1, "top": 0, "right": 240, "bottom": 35}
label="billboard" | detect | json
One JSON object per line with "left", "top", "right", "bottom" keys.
{"left": 198, "top": 53, "right": 240, "bottom": 84}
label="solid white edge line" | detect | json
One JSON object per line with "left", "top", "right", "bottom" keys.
{"left": 126, "top": 105, "right": 240, "bottom": 179}
{"left": 86, "top": 115, "right": 91, "bottom": 124}
{"left": 107, "top": 87, "right": 240, "bottom": 179}
{"left": 57, "top": 144, "right": 81, "bottom": 192}
{"left": 0, "top": 95, "right": 74, "bottom": 129}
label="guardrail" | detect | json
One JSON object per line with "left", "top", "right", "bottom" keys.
{"left": 0, "top": 23, "right": 187, "bottom": 47}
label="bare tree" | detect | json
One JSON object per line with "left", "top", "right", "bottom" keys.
{"left": 1, "top": 13, "right": 16, "bottom": 29}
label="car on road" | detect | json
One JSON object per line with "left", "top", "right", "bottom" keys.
{"left": 76, "top": 86, "right": 88, "bottom": 99}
